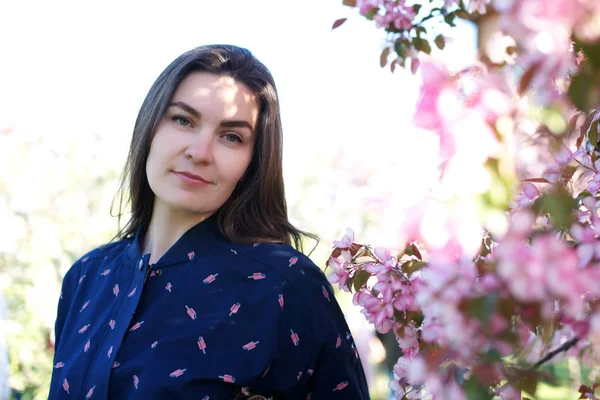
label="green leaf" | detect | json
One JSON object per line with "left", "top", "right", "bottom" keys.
{"left": 416, "top": 26, "right": 427, "bottom": 37}
{"left": 568, "top": 72, "right": 595, "bottom": 111}
{"left": 412, "top": 4, "right": 422, "bottom": 14}
{"left": 404, "top": 243, "right": 423, "bottom": 260}
{"left": 589, "top": 119, "right": 599, "bottom": 149}
{"left": 467, "top": 294, "right": 498, "bottom": 325}
{"left": 342, "top": 0, "right": 357, "bottom": 6}
{"left": 513, "top": 371, "right": 539, "bottom": 397}
{"left": 464, "top": 378, "right": 493, "bottom": 400}
{"left": 574, "top": 39, "right": 600, "bottom": 68}
{"left": 380, "top": 47, "right": 390, "bottom": 68}
{"left": 532, "top": 191, "right": 577, "bottom": 229}
{"left": 421, "top": 39, "right": 431, "bottom": 55}
{"left": 413, "top": 37, "right": 431, "bottom": 54}
{"left": 353, "top": 269, "right": 370, "bottom": 292}
{"left": 394, "top": 41, "right": 406, "bottom": 58}
{"left": 402, "top": 260, "right": 427, "bottom": 275}
{"left": 434, "top": 34, "right": 445, "bottom": 50}
{"left": 454, "top": 9, "right": 470, "bottom": 19}
{"left": 444, "top": 13, "right": 456, "bottom": 27}
{"left": 365, "top": 8, "right": 378, "bottom": 20}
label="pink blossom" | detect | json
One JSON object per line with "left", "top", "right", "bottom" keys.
{"left": 374, "top": 2, "right": 415, "bottom": 30}
{"left": 333, "top": 228, "right": 354, "bottom": 249}
{"left": 327, "top": 251, "right": 352, "bottom": 291}
{"left": 571, "top": 223, "right": 600, "bottom": 266}
{"left": 512, "top": 182, "right": 541, "bottom": 208}
{"left": 365, "top": 247, "right": 395, "bottom": 276}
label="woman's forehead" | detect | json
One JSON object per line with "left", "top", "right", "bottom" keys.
{"left": 172, "top": 72, "right": 258, "bottom": 122}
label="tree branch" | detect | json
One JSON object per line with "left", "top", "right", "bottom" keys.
{"left": 530, "top": 337, "right": 580, "bottom": 370}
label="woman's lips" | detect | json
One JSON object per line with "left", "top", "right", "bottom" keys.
{"left": 173, "top": 171, "right": 212, "bottom": 186}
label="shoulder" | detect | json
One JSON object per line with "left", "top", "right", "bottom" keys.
{"left": 232, "top": 242, "right": 338, "bottom": 328}
{"left": 63, "top": 238, "right": 131, "bottom": 284}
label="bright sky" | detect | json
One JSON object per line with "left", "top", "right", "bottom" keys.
{"left": 0, "top": 0, "right": 477, "bottom": 247}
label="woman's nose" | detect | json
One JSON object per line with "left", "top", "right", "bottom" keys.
{"left": 184, "top": 131, "right": 214, "bottom": 164}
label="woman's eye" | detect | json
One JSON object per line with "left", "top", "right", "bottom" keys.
{"left": 224, "top": 133, "right": 243, "bottom": 143}
{"left": 172, "top": 115, "right": 192, "bottom": 127}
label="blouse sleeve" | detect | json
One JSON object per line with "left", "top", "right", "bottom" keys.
{"left": 303, "top": 278, "right": 371, "bottom": 400}
{"left": 259, "top": 255, "right": 371, "bottom": 400}
{"left": 53, "top": 262, "right": 81, "bottom": 354}
{"left": 306, "top": 324, "right": 371, "bottom": 399}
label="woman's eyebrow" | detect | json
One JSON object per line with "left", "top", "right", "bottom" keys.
{"left": 169, "top": 101, "right": 254, "bottom": 131}
{"left": 168, "top": 101, "right": 201, "bottom": 119}
{"left": 220, "top": 120, "right": 253, "bottom": 131}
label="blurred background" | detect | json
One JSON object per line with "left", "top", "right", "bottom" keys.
{"left": 0, "top": 0, "right": 478, "bottom": 398}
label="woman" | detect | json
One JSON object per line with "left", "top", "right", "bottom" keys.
{"left": 49, "top": 45, "right": 370, "bottom": 399}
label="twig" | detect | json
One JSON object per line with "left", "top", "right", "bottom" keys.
{"left": 529, "top": 337, "right": 580, "bottom": 370}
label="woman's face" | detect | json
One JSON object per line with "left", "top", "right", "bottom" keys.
{"left": 146, "top": 72, "right": 258, "bottom": 219}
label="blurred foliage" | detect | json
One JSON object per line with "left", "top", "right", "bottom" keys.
{"left": 0, "top": 127, "right": 120, "bottom": 398}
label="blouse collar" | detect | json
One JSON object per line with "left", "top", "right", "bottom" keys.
{"left": 125, "top": 212, "right": 224, "bottom": 267}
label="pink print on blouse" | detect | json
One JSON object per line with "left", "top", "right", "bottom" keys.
{"left": 290, "top": 329, "right": 300, "bottom": 346}
{"left": 151, "top": 341, "right": 158, "bottom": 349}
{"left": 186, "top": 305, "right": 197, "bottom": 320}
{"left": 78, "top": 275, "right": 87, "bottom": 284}
{"left": 128, "top": 286, "right": 137, "bottom": 297}
{"left": 149, "top": 270, "right": 157, "bottom": 277}
{"left": 333, "top": 381, "right": 349, "bottom": 391}
{"left": 133, "top": 375, "right": 139, "bottom": 389}
{"left": 278, "top": 294, "right": 284, "bottom": 310}
{"left": 262, "top": 365, "right": 270, "bottom": 378}
{"left": 197, "top": 336, "right": 207, "bottom": 354}
{"left": 109, "top": 319, "right": 116, "bottom": 330}
{"left": 202, "top": 396, "right": 210, "bottom": 400}
{"left": 85, "top": 386, "right": 96, "bottom": 399}
{"left": 113, "top": 284, "right": 120, "bottom": 297}
{"left": 165, "top": 282, "right": 172, "bottom": 292}
{"left": 188, "top": 251, "right": 195, "bottom": 260}
{"left": 78, "top": 324, "right": 91, "bottom": 334}
{"left": 297, "top": 371, "right": 303, "bottom": 381}
{"left": 231, "top": 249, "right": 237, "bottom": 255}
{"left": 306, "top": 393, "right": 312, "bottom": 400}
{"left": 219, "top": 374, "right": 236, "bottom": 383}
{"left": 60, "top": 290, "right": 63, "bottom": 300}
{"left": 203, "top": 273, "right": 218, "bottom": 284}
{"left": 289, "top": 257, "right": 298, "bottom": 267}
{"left": 84, "top": 339, "right": 91, "bottom": 353}
{"left": 62, "top": 378, "right": 70, "bottom": 394}
{"left": 335, "top": 335, "right": 342, "bottom": 349}
{"left": 54, "top": 362, "right": 65, "bottom": 369}
{"left": 253, "top": 243, "right": 260, "bottom": 247}
{"left": 247, "top": 272, "right": 265, "bottom": 280}
{"left": 321, "top": 286, "right": 330, "bottom": 302}
{"left": 112, "top": 362, "right": 120, "bottom": 368}
{"left": 79, "top": 300, "right": 90, "bottom": 313}
{"left": 129, "top": 321, "right": 144, "bottom": 331}
{"left": 307, "top": 369, "right": 314, "bottom": 376}
{"left": 100, "top": 269, "right": 111, "bottom": 276}
{"left": 351, "top": 343, "right": 359, "bottom": 358}
{"left": 229, "top": 303, "right": 241, "bottom": 316}
{"left": 169, "top": 369, "right": 187, "bottom": 378}
{"left": 242, "top": 341, "right": 259, "bottom": 351}
{"left": 107, "top": 346, "right": 113, "bottom": 358}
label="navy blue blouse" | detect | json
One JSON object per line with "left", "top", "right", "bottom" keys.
{"left": 49, "top": 215, "right": 370, "bottom": 399}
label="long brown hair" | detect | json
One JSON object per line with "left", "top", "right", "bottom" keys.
{"left": 111, "top": 44, "right": 317, "bottom": 252}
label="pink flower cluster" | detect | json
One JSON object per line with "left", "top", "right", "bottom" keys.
{"left": 493, "top": 0, "right": 600, "bottom": 103}
{"left": 356, "top": 0, "right": 416, "bottom": 30}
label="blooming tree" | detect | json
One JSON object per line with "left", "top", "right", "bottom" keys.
{"left": 331, "top": 0, "right": 600, "bottom": 398}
